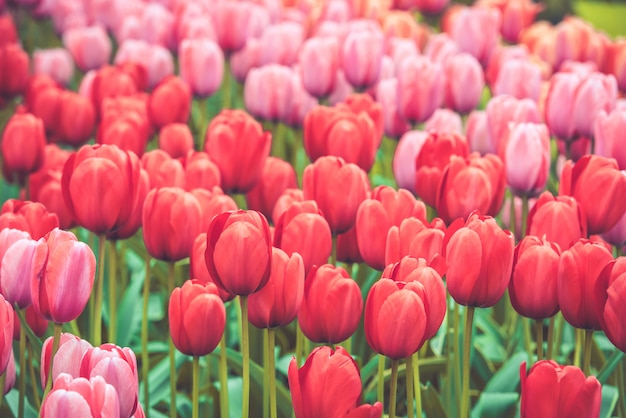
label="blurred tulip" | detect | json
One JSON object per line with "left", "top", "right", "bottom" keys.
{"left": 169, "top": 280, "right": 225, "bottom": 356}
{"left": 444, "top": 211, "right": 514, "bottom": 307}
{"left": 63, "top": 25, "right": 112, "bottom": 72}
{"left": 114, "top": 40, "right": 174, "bottom": 89}
{"left": 244, "top": 65, "right": 295, "bottom": 122}
{"left": 336, "top": 224, "right": 363, "bottom": 264}
{"left": 392, "top": 130, "right": 428, "bottom": 193}
{"left": 89, "top": 66, "right": 138, "bottom": 114}
{"left": 341, "top": 26, "right": 384, "bottom": 90}
{"left": 204, "top": 109, "right": 272, "bottom": 194}
{"left": 158, "top": 124, "right": 194, "bottom": 159}
{"left": 148, "top": 76, "right": 191, "bottom": 129}
{"left": 0, "top": 43, "right": 29, "bottom": 98}
{"left": 338, "top": 94, "right": 384, "bottom": 144}
{"left": 424, "top": 109, "right": 463, "bottom": 135}
{"left": 444, "top": 53, "right": 484, "bottom": 114}
{"left": 485, "top": 95, "right": 541, "bottom": 156}
{"left": 212, "top": 1, "right": 259, "bottom": 54}
{"left": 504, "top": 123, "right": 550, "bottom": 197}
{"left": 56, "top": 91, "right": 96, "bottom": 147}
{"left": 298, "top": 264, "right": 363, "bottom": 344}
{"left": 1, "top": 113, "right": 46, "bottom": 185}
{"left": 594, "top": 108, "right": 626, "bottom": 170}
{"left": 0, "top": 294, "right": 12, "bottom": 374}
{"left": 446, "top": 6, "right": 501, "bottom": 65}
{"left": 0, "top": 14, "right": 18, "bottom": 47}
{"left": 527, "top": 191, "right": 586, "bottom": 251}
{"left": 298, "top": 37, "right": 340, "bottom": 99}
{"left": 479, "top": 0, "right": 542, "bottom": 43}
{"left": 33, "top": 48, "right": 74, "bottom": 86}
{"left": 246, "top": 157, "right": 297, "bottom": 220}
{"left": 601, "top": 209, "right": 626, "bottom": 248}
{"left": 413, "top": 0, "right": 449, "bottom": 15}
{"left": 376, "top": 78, "right": 411, "bottom": 139}
{"left": 520, "top": 360, "right": 601, "bottom": 418}
{"left": 271, "top": 188, "right": 303, "bottom": 225}
{"left": 117, "top": 3, "right": 175, "bottom": 50}
{"left": 183, "top": 151, "right": 222, "bottom": 192}
{"left": 31, "top": 229, "right": 95, "bottom": 323}
{"left": 257, "top": 22, "right": 305, "bottom": 67}
{"left": 13, "top": 305, "right": 48, "bottom": 340}
{"left": 41, "top": 374, "right": 120, "bottom": 418}
{"left": 205, "top": 210, "right": 272, "bottom": 296}
{"left": 492, "top": 58, "right": 543, "bottom": 101}
{"left": 179, "top": 38, "right": 224, "bottom": 97}
{"left": 606, "top": 39, "right": 626, "bottom": 92}
{"left": 141, "top": 150, "right": 185, "bottom": 189}
{"left": 465, "top": 110, "right": 492, "bottom": 155}
{"left": 396, "top": 55, "right": 445, "bottom": 125}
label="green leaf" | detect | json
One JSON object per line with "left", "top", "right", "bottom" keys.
{"left": 483, "top": 351, "right": 528, "bottom": 394}
{"left": 601, "top": 384, "right": 618, "bottom": 418}
{"left": 5, "top": 390, "right": 38, "bottom": 418}
{"left": 115, "top": 257, "right": 146, "bottom": 347}
{"left": 471, "top": 392, "right": 518, "bottom": 418}
{"left": 139, "top": 350, "right": 188, "bottom": 408}
{"left": 597, "top": 350, "right": 625, "bottom": 384}
{"left": 422, "top": 382, "right": 448, "bottom": 418}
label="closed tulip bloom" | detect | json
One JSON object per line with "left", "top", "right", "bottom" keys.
{"left": 169, "top": 280, "right": 226, "bottom": 356}
{"left": 336, "top": 225, "right": 363, "bottom": 264}
{"left": 485, "top": 95, "right": 541, "bottom": 155}
{"left": 444, "top": 212, "right": 514, "bottom": 307}
{"left": 89, "top": 66, "right": 138, "bottom": 114}
{"left": 33, "top": 48, "right": 74, "bottom": 86}
{"left": 272, "top": 188, "right": 304, "bottom": 225}
{"left": 191, "top": 187, "right": 237, "bottom": 233}
{"left": 0, "top": 231, "right": 38, "bottom": 309}
{"left": 41, "top": 374, "right": 120, "bottom": 418}
{"left": 79, "top": 344, "right": 139, "bottom": 418}
{"left": 212, "top": 1, "right": 258, "bottom": 54}
{"left": 606, "top": 40, "right": 626, "bottom": 92}
{"left": 444, "top": 53, "right": 484, "bottom": 114}
{"left": 298, "top": 37, "right": 340, "bottom": 99}
{"left": 204, "top": 109, "right": 272, "bottom": 194}
{"left": 298, "top": 264, "right": 362, "bottom": 344}
{"left": 396, "top": 55, "right": 445, "bottom": 125}
{"left": 447, "top": 6, "right": 501, "bottom": 65}
{"left": 436, "top": 153, "right": 506, "bottom": 224}
{"left": 602, "top": 209, "right": 626, "bottom": 248}
{"left": 183, "top": 151, "right": 222, "bottom": 192}
{"left": 56, "top": 91, "right": 96, "bottom": 147}
{"left": 520, "top": 360, "right": 601, "bottom": 418}
{"left": 466, "top": 110, "right": 493, "bottom": 155}
{"left": 509, "top": 236, "right": 560, "bottom": 319}
{"left": 558, "top": 239, "right": 613, "bottom": 330}
{"left": 492, "top": 58, "right": 543, "bottom": 101}
{"left": 179, "top": 38, "right": 224, "bottom": 97}
{"left": 273, "top": 200, "right": 332, "bottom": 275}
{"left": 62, "top": 144, "right": 142, "bottom": 235}
{"left": 415, "top": 131, "right": 470, "bottom": 208}
{"left": 288, "top": 346, "right": 383, "bottom": 418}
{"left": 0, "top": 294, "right": 13, "bottom": 374}
{"left": 594, "top": 109, "right": 626, "bottom": 170}
{"left": 527, "top": 192, "right": 586, "bottom": 251}
{"left": 543, "top": 71, "right": 580, "bottom": 141}
{"left": 257, "top": 22, "right": 304, "bottom": 67}
{"left": 106, "top": 168, "right": 149, "bottom": 241}
{"left": 246, "top": 157, "right": 298, "bottom": 220}
{"left": 0, "top": 43, "right": 29, "bottom": 98}
{"left": 356, "top": 186, "right": 426, "bottom": 271}
{"left": 573, "top": 72, "right": 617, "bottom": 139}
{"left": 376, "top": 78, "right": 411, "bottom": 139}
{"left": 0, "top": 14, "right": 18, "bottom": 47}
{"left": 302, "top": 156, "right": 370, "bottom": 234}
{"left": 31, "top": 229, "right": 96, "bottom": 323}
{"left": 40, "top": 333, "right": 93, "bottom": 389}
{"left": 504, "top": 123, "right": 550, "bottom": 197}
{"left": 0, "top": 200, "right": 59, "bottom": 240}
{"left": 205, "top": 210, "right": 272, "bottom": 296}
{"left": 148, "top": 76, "right": 191, "bottom": 129}
{"left": 190, "top": 234, "right": 235, "bottom": 302}
{"left": 249, "top": 248, "right": 304, "bottom": 328}
{"left": 392, "top": 130, "right": 428, "bottom": 193}
{"left": 158, "top": 124, "right": 194, "bottom": 159}
{"left": 424, "top": 109, "right": 464, "bottom": 135}
{"left": 1, "top": 112, "right": 46, "bottom": 184}
{"left": 559, "top": 155, "right": 626, "bottom": 235}
{"left": 244, "top": 65, "right": 296, "bottom": 122}
{"left": 114, "top": 40, "right": 174, "bottom": 89}
{"left": 142, "top": 187, "right": 203, "bottom": 262}
{"left": 141, "top": 149, "right": 185, "bottom": 189}
{"left": 63, "top": 25, "right": 112, "bottom": 72}
{"left": 98, "top": 93, "right": 153, "bottom": 149}
{"left": 341, "top": 26, "right": 384, "bottom": 90}
{"left": 594, "top": 258, "right": 626, "bottom": 354}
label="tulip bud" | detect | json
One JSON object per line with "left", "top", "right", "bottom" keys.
{"left": 1, "top": 113, "right": 46, "bottom": 185}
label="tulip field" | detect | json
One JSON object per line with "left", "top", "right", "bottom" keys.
{"left": 2, "top": 0, "right": 626, "bottom": 417}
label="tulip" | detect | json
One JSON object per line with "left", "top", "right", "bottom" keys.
{"left": 376, "top": 78, "right": 411, "bottom": 139}
{"left": 257, "top": 22, "right": 305, "bottom": 67}
{"left": 341, "top": 26, "right": 385, "bottom": 90}
{"left": 62, "top": 144, "right": 143, "bottom": 235}
{"left": 509, "top": 236, "right": 560, "bottom": 320}
{"left": 248, "top": 248, "right": 304, "bottom": 329}
{"left": 485, "top": 95, "right": 541, "bottom": 156}
{"left": 284, "top": 71, "right": 319, "bottom": 128}
{"left": 106, "top": 168, "right": 149, "bottom": 241}
{"left": 543, "top": 71, "right": 580, "bottom": 141}
{"left": 559, "top": 155, "right": 626, "bottom": 235}
{"left": 0, "top": 43, "right": 29, "bottom": 98}
{"left": 356, "top": 186, "right": 426, "bottom": 271}
{"left": 230, "top": 39, "right": 262, "bottom": 83}
{"left": 392, "top": 131, "right": 428, "bottom": 193}
{"left": 142, "top": 187, "right": 203, "bottom": 262}
{"left": 245, "top": 157, "right": 298, "bottom": 221}
{"left": 141, "top": 150, "right": 185, "bottom": 189}
{"left": 446, "top": 6, "right": 501, "bottom": 65}
{"left": 40, "top": 374, "right": 120, "bottom": 418}
{"left": 336, "top": 224, "right": 363, "bottom": 264}
{"left": 0, "top": 200, "right": 59, "bottom": 240}
{"left": 601, "top": 210, "right": 626, "bottom": 248}
{"left": 594, "top": 108, "right": 626, "bottom": 170}
{"left": 190, "top": 186, "right": 237, "bottom": 233}
{"left": 526, "top": 191, "right": 586, "bottom": 251}
{"left": 520, "top": 360, "right": 601, "bottom": 418}
{"left": 593, "top": 258, "right": 626, "bottom": 354}
{"left": 190, "top": 234, "right": 235, "bottom": 302}
{"left": 41, "top": 333, "right": 93, "bottom": 388}
{"left": 288, "top": 346, "right": 383, "bottom": 418}
{"left": 183, "top": 152, "right": 222, "bottom": 192}
{"left": 244, "top": 65, "right": 296, "bottom": 123}
{"left": 424, "top": 33, "right": 459, "bottom": 65}
{"left": 169, "top": 280, "right": 226, "bottom": 356}
{"left": 63, "top": 25, "right": 112, "bottom": 71}
{"left": 148, "top": 76, "right": 191, "bottom": 129}
{"left": 557, "top": 239, "right": 613, "bottom": 330}
{"left": 492, "top": 58, "right": 543, "bottom": 101}
{"left": 158, "top": 124, "right": 194, "bottom": 159}
{"left": 89, "top": 66, "right": 139, "bottom": 114}
{"left": 414, "top": 0, "right": 449, "bottom": 14}
{"left": 204, "top": 109, "right": 272, "bottom": 194}
{"left": 554, "top": 17, "right": 608, "bottom": 71}
{"left": 0, "top": 231, "right": 38, "bottom": 309}
{"left": 30, "top": 229, "right": 96, "bottom": 324}
{"left": 424, "top": 109, "right": 464, "bottom": 135}
{"left": 0, "top": 294, "right": 13, "bottom": 374}
{"left": 436, "top": 154, "right": 506, "bottom": 224}
{"left": 396, "top": 55, "right": 445, "bottom": 125}
{"left": 211, "top": 1, "right": 259, "bottom": 54}
{"left": 504, "top": 123, "right": 550, "bottom": 197}
{"left": 298, "top": 264, "right": 363, "bottom": 344}
{"left": 444, "top": 211, "right": 514, "bottom": 307}
{"left": 79, "top": 344, "right": 139, "bottom": 418}
{"left": 272, "top": 189, "right": 304, "bottom": 225}
{"left": 572, "top": 72, "right": 618, "bottom": 139}
{"left": 0, "top": 14, "right": 17, "bottom": 47}
{"left": 298, "top": 37, "right": 340, "bottom": 99}
{"left": 444, "top": 53, "right": 484, "bottom": 114}
{"left": 56, "top": 91, "right": 96, "bottom": 147}
{"left": 33, "top": 48, "right": 74, "bottom": 86}
{"left": 606, "top": 39, "right": 626, "bottom": 92}
{"left": 24, "top": 75, "right": 62, "bottom": 134}
{"left": 117, "top": 3, "right": 175, "bottom": 50}
{"left": 13, "top": 305, "right": 48, "bottom": 340}
{"left": 179, "top": 38, "right": 224, "bottom": 97}
{"left": 205, "top": 210, "right": 272, "bottom": 296}
{"left": 1, "top": 112, "right": 46, "bottom": 185}
{"left": 114, "top": 40, "right": 174, "bottom": 89}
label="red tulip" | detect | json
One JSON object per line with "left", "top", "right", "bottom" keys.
{"left": 204, "top": 109, "right": 272, "bottom": 194}
{"left": 248, "top": 247, "right": 304, "bottom": 329}
{"left": 339, "top": 94, "right": 384, "bottom": 140}
{"left": 298, "top": 264, "right": 362, "bottom": 344}
{"left": 158, "top": 124, "right": 194, "bottom": 159}
{"left": 509, "top": 236, "right": 561, "bottom": 320}
{"left": 148, "top": 76, "right": 191, "bottom": 129}
{"left": 246, "top": 157, "right": 298, "bottom": 221}
{"left": 205, "top": 210, "right": 272, "bottom": 296}
{"left": 41, "top": 374, "right": 120, "bottom": 418}
{"left": 559, "top": 155, "right": 626, "bottom": 235}
{"left": 97, "top": 95, "right": 152, "bottom": 157}
{"left": 62, "top": 144, "right": 143, "bottom": 235}
{"left": 606, "top": 39, "right": 626, "bottom": 92}
{"left": 106, "top": 168, "right": 149, "bottom": 241}
{"left": 169, "top": 280, "right": 226, "bottom": 356}
{"left": 31, "top": 229, "right": 96, "bottom": 323}
{"left": 557, "top": 239, "right": 613, "bottom": 330}
{"left": 0, "top": 200, "right": 60, "bottom": 240}
{"left": 0, "top": 43, "right": 29, "bottom": 98}
{"left": 1, "top": 112, "right": 46, "bottom": 185}
{"left": 0, "top": 14, "right": 18, "bottom": 47}
{"left": 182, "top": 151, "right": 222, "bottom": 192}
{"left": 272, "top": 188, "right": 304, "bottom": 225}
{"left": 0, "top": 294, "right": 13, "bottom": 374}
{"left": 142, "top": 187, "right": 203, "bottom": 262}
{"left": 595, "top": 257, "right": 626, "bottom": 353}
{"left": 141, "top": 150, "right": 185, "bottom": 189}
{"left": 288, "top": 346, "right": 383, "bottom": 418}
{"left": 56, "top": 91, "right": 96, "bottom": 147}
{"left": 190, "top": 233, "right": 234, "bottom": 302}
{"left": 40, "top": 332, "right": 93, "bottom": 389}
{"left": 24, "top": 75, "right": 62, "bottom": 134}
{"left": 90, "top": 66, "right": 138, "bottom": 114}
{"left": 336, "top": 224, "right": 363, "bottom": 264}
{"left": 520, "top": 360, "right": 601, "bottom": 418}
{"left": 302, "top": 156, "right": 370, "bottom": 234}
{"left": 526, "top": 191, "right": 586, "bottom": 251}
{"left": 444, "top": 211, "right": 514, "bottom": 307}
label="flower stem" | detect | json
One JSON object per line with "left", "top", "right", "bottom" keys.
{"left": 0, "top": 372, "right": 5, "bottom": 411}
{"left": 406, "top": 355, "right": 415, "bottom": 418}
{"left": 536, "top": 320, "right": 544, "bottom": 361}
{"left": 240, "top": 296, "right": 250, "bottom": 418}
{"left": 583, "top": 330, "right": 594, "bottom": 375}
{"left": 43, "top": 323, "right": 63, "bottom": 400}
{"left": 389, "top": 359, "right": 399, "bottom": 418}
{"left": 413, "top": 352, "right": 423, "bottom": 418}
{"left": 108, "top": 240, "right": 118, "bottom": 343}
{"left": 18, "top": 316, "right": 26, "bottom": 418}
{"left": 521, "top": 195, "right": 529, "bottom": 238}
{"left": 192, "top": 356, "right": 200, "bottom": 418}
{"left": 268, "top": 328, "right": 277, "bottom": 418}
{"left": 331, "top": 235, "right": 337, "bottom": 265}
{"left": 27, "top": 344, "right": 41, "bottom": 408}
{"left": 219, "top": 334, "right": 229, "bottom": 418}
{"left": 547, "top": 316, "right": 555, "bottom": 360}
{"left": 168, "top": 262, "right": 177, "bottom": 418}
{"left": 460, "top": 307, "right": 475, "bottom": 418}
{"left": 295, "top": 323, "right": 303, "bottom": 367}
{"left": 377, "top": 355, "right": 385, "bottom": 406}
{"left": 453, "top": 302, "right": 462, "bottom": 406}
{"left": 94, "top": 234, "right": 106, "bottom": 346}
{"left": 263, "top": 329, "right": 269, "bottom": 418}
{"left": 509, "top": 194, "right": 517, "bottom": 241}
{"left": 142, "top": 254, "right": 152, "bottom": 418}
{"left": 222, "top": 59, "right": 232, "bottom": 110}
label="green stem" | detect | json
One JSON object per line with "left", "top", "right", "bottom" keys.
{"left": 0, "top": 372, "right": 5, "bottom": 411}
{"left": 509, "top": 194, "right": 517, "bottom": 241}
{"left": 263, "top": 329, "right": 269, "bottom": 418}
{"left": 617, "top": 358, "right": 626, "bottom": 418}
{"left": 93, "top": 234, "right": 106, "bottom": 346}
{"left": 342, "top": 336, "right": 352, "bottom": 355}
{"left": 460, "top": 307, "right": 475, "bottom": 418}
{"left": 27, "top": 344, "right": 41, "bottom": 409}
{"left": 377, "top": 355, "right": 385, "bottom": 405}
{"left": 197, "top": 96, "right": 209, "bottom": 151}
{"left": 523, "top": 318, "right": 533, "bottom": 363}
{"left": 331, "top": 235, "right": 337, "bottom": 265}
{"left": 547, "top": 316, "right": 555, "bottom": 360}
{"left": 108, "top": 240, "right": 118, "bottom": 343}
{"left": 142, "top": 254, "right": 151, "bottom": 418}
{"left": 241, "top": 296, "right": 250, "bottom": 418}
{"left": 521, "top": 195, "right": 529, "bottom": 238}
{"left": 453, "top": 303, "right": 462, "bottom": 407}
{"left": 574, "top": 328, "right": 583, "bottom": 368}
{"left": 536, "top": 320, "right": 544, "bottom": 361}
{"left": 18, "top": 316, "right": 25, "bottom": 418}
{"left": 616, "top": 246, "right": 624, "bottom": 258}
{"left": 268, "top": 329, "right": 277, "bottom": 418}
{"left": 583, "top": 330, "right": 594, "bottom": 375}
{"left": 192, "top": 356, "right": 200, "bottom": 418}
{"left": 389, "top": 360, "right": 399, "bottom": 418}
{"left": 406, "top": 356, "right": 414, "bottom": 418}
{"left": 222, "top": 59, "right": 232, "bottom": 110}
{"left": 168, "top": 262, "right": 177, "bottom": 418}
{"left": 43, "top": 323, "right": 63, "bottom": 400}
{"left": 554, "top": 314, "right": 564, "bottom": 362}
{"left": 413, "top": 352, "right": 423, "bottom": 418}
{"left": 295, "top": 323, "right": 303, "bottom": 367}
{"left": 219, "top": 334, "right": 229, "bottom": 418}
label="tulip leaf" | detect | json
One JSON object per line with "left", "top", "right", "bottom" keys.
{"left": 601, "top": 384, "right": 618, "bottom": 418}
{"left": 422, "top": 382, "right": 448, "bottom": 418}
{"left": 470, "top": 392, "right": 518, "bottom": 418}
{"left": 115, "top": 249, "right": 146, "bottom": 347}
{"left": 139, "top": 350, "right": 187, "bottom": 408}
{"left": 597, "top": 349, "right": 625, "bottom": 384}
{"left": 483, "top": 351, "right": 527, "bottom": 393}
{"left": 5, "top": 390, "right": 38, "bottom": 418}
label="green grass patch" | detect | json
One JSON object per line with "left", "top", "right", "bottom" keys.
{"left": 575, "top": 1, "right": 626, "bottom": 38}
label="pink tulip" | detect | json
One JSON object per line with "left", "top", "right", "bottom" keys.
{"left": 257, "top": 22, "right": 305, "bottom": 67}
{"left": 179, "top": 38, "right": 224, "bottom": 97}
{"left": 396, "top": 55, "right": 445, "bottom": 124}
{"left": 375, "top": 78, "right": 411, "bottom": 139}
{"left": 504, "top": 123, "right": 551, "bottom": 197}
{"left": 41, "top": 333, "right": 93, "bottom": 388}
{"left": 341, "top": 26, "right": 385, "bottom": 90}
{"left": 212, "top": 2, "right": 265, "bottom": 54}
{"left": 244, "top": 65, "right": 295, "bottom": 122}
{"left": 0, "top": 230, "right": 38, "bottom": 309}
{"left": 298, "top": 36, "right": 340, "bottom": 99}
{"left": 444, "top": 53, "right": 484, "bottom": 114}
{"left": 447, "top": 6, "right": 501, "bottom": 65}
{"left": 33, "top": 48, "right": 74, "bottom": 86}
{"left": 572, "top": 72, "right": 617, "bottom": 138}
{"left": 63, "top": 25, "right": 111, "bottom": 72}
{"left": 392, "top": 130, "right": 428, "bottom": 193}
{"left": 425, "top": 109, "right": 463, "bottom": 135}
{"left": 606, "top": 39, "right": 626, "bottom": 92}
{"left": 485, "top": 95, "right": 541, "bottom": 156}
{"left": 492, "top": 58, "right": 543, "bottom": 101}
{"left": 594, "top": 109, "right": 626, "bottom": 170}
{"left": 114, "top": 40, "right": 174, "bottom": 89}
{"left": 41, "top": 374, "right": 120, "bottom": 418}
{"left": 0, "top": 294, "right": 13, "bottom": 375}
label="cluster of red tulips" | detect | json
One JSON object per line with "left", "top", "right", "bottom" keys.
{"left": 1, "top": 0, "right": 626, "bottom": 417}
